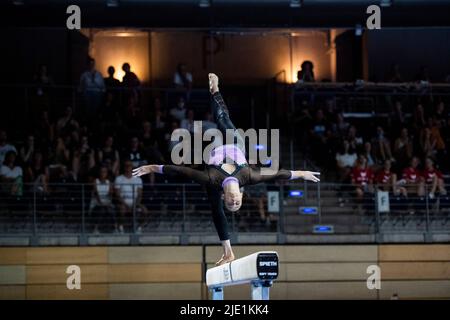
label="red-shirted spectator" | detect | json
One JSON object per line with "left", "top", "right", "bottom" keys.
{"left": 351, "top": 154, "right": 374, "bottom": 199}
{"left": 375, "top": 159, "right": 406, "bottom": 196}
{"left": 423, "top": 157, "right": 447, "bottom": 198}
{"left": 400, "top": 157, "right": 425, "bottom": 197}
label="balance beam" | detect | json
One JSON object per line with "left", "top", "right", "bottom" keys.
{"left": 206, "top": 251, "right": 279, "bottom": 300}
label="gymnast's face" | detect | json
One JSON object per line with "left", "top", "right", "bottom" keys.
{"left": 223, "top": 190, "right": 243, "bottom": 212}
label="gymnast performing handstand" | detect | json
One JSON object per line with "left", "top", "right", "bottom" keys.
{"left": 133, "top": 73, "right": 320, "bottom": 266}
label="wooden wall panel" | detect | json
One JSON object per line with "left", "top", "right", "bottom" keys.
{"left": 108, "top": 264, "right": 201, "bottom": 283}
{"left": 379, "top": 281, "right": 450, "bottom": 299}
{"left": 285, "top": 263, "right": 374, "bottom": 281}
{"left": 0, "top": 248, "right": 27, "bottom": 265}
{"left": 109, "top": 283, "right": 202, "bottom": 299}
{"left": 26, "top": 247, "right": 108, "bottom": 265}
{"left": 108, "top": 246, "right": 202, "bottom": 264}
{"left": 26, "top": 284, "right": 109, "bottom": 300}
{"left": 379, "top": 245, "right": 450, "bottom": 262}
{"left": 27, "top": 265, "right": 108, "bottom": 284}
{"left": 0, "top": 285, "right": 26, "bottom": 299}
{"left": 380, "top": 262, "right": 450, "bottom": 280}
{"left": 0, "top": 266, "right": 25, "bottom": 285}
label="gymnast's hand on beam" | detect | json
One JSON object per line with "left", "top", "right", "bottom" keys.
{"left": 132, "top": 165, "right": 158, "bottom": 177}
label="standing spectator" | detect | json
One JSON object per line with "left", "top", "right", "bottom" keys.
{"left": 79, "top": 57, "right": 105, "bottom": 120}
{"left": 98, "top": 136, "right": 120, "bottom": 177}
{"left": 122, "top": 62, "right": 140, "bottom": 104}
{"left": 89, "top": 166, "right": 115, "bottom": 233}
{"left": 170, "top": 96, "right": 187, "bottom": 122}
{"left": 104, "top": 66, "right": 121, "bottom": 89}
{"left": 422, "top": 157, "right": 447, "bottom": 199}
{"left": 0, "top": 151, "right": 23, "bottom": 197}
{"left": 114, "top": 160, "right": 148, "bottom": 234}
{"left": 400, "top": 157, "right": 425, "bottom": 197}
{"left": 350, "top": 154, "right": 374, "bottom": 200}
{"left": 0, "top": 130, "right": 17, "bottom": 167}
{"left": 296, "top": 60, "right": 315, "bottom": 83}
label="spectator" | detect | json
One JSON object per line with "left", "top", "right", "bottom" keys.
{"left": 363, "top": 142, "right": 376, "bottom": 168}
{"left": 19, "top": 135, "right": 36, "bottom": 166}
{"left": 394, "top": 128, "right": 413, "bottom": 169}
{"left": 350, "top": 154, "right": 374, "bottom": 200}
{"left": 55, "top": 107, "right": 79, "bottom": 138}
{"left": 72, "top": 135, "right": 96, "bottom": 182}
{"left": 140, "top": 121, "right": 157, "bottom": 149}
{"left": 104, "top": 66, "right": 121, "bottom": 89}
{"left": 375, "top": 159, "right": 405, "bottom": 196}
{"left": 202, "top": 110, "right": 217, "bottom": 132}
{"left": 400, "top": 157, "right": 425, "bottom": 197}
{"left": 434, "top": 102, "right": 447, "bottom": 127}
{"left": 0, "top": 151, "right": 23, "bottom": 197}
{"left": 25, "top": 151, "right": 49, "bottom": 194}
{"left": 89, "top": 166, "right": 115, "bottom": 233}
{"left": 174, "top": 63, "right": 193, "bottom": 91}
{"left": 170, "top": 96, "right": 187, "bottom": 122}
{"left": 386, "top": 63, "right": 403, "bottom": 83}
{"left": 0, "top": 130, "right": 17, "bottom": 167}
{"left": 371, "top": 126, "right": 393, "bottom": 165}
{"left": 48, "top": 137, "right": 71, "bottom": 172}
{"left": 181, "top": 109, "right": 196, "bottom": 133}
{"left": 166, "top": 120, "right": 181, "bottom": 154}
{"left": 332, "top": 113, "right": 350, "bottom": 138}
{"left": 33, "top": 111, "right": 54, "bottom": 150}
{"left": 97, "top": 136, "right": 120, "bottom": 178}
{"left": 389, "top": 101, "right": 406, "bottom": 137}
{"left": 121, "top": 62, "right": 140, "bottom": 103}
{"left": 347, "top": 125, "right": 364, "bottom": 153}
{"left": 310, "top": 109, "right": 330, "bottom": 164}
{"left": 335, "top": 140, "right": 357, "bottom": 183}
{"left": 419, "top": 127, "right": 437, "bottom": 159}
{"left": 422, "top": 157, "right": 447, "bottom": 199}
{"left": 79, "top": 57, "right": 105, "bottom": 120}
{"left": 125, "top": 137, "right": 147, "bottom": 168}
{"left": 114, "top": 160, "right": 148, "bottom": 234}
{"left": 33, "top": 63, "right": 54, "bottom": 95}
{"left": 296, "top": 60, "right": 315, "bottom": 83}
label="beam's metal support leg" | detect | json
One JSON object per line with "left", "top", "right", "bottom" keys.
{"left": 211, "top": 287, "right": 224, "bottom": 300}
{"left": 251, "top": 281, "right": 272, "bottom": 300}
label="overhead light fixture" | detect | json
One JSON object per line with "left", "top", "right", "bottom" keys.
{"left": 12, "top": 0, "right": 25, "bottom": 5}
{"left": 290, "top": 0, "right": 302, "bottom": 8}
{"left": 380, "top": 0, "right": 392, "bottom": 7}
{"left": 199, "top": 0, "right": 210, "bottom": 8}
{"left": 106, "top": 0, "right": 119, "bottom": 8}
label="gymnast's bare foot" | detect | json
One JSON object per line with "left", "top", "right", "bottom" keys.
{"left": 209, "top": 73, "right": 219, "bottom": 94}
{"left": 215, "top": 252, "right": 235, "bottom": 266}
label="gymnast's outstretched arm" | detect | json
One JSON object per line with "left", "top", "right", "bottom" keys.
{"left": 132, "top": 164, "right": 210, "bottom": 184}
{"left": 249, "top": 167, "right": 320, "bottom": 184}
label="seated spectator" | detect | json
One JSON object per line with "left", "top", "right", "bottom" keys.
{"left": 399, "top": 157, "right": 425, "bottom": 197}
{"left": 25, "top": 151, "right": 49, "bottom": 194}
{"left": 89, "top": 166, "right": 115, "bottom": 234}
{"left": 422, "top": 157, "right": 447, "bottom": 199}
{"left": 394, "top": 128, "right": 413, "bottom": 169}
{"left": 433, "top": 102, "right": 447, "bottom": 128}
{"left": 170, "top": 96, "right": 187, "bottom": 122}
{"left": 56, "top": 107, "right": 79, "bottom": 138}
{"left": 166, "top": 120, "right": 181, "bottom": 154}
{"left": 202, "top": 111, "right": 217, "bottom": 132}
{"left": 72, "top": 135, "right": 96, "bottom": 182}
{"left": 347, "top": 125, "right": 364, "bottom": 153}
{"left": 48, "top": 137, "right": 71, "bottom": 175}
{"left": 332, "top": 113, "right": 349, "bottom": 138}
{"left": 363, "top": 142, "right": 376, "bottom": 168}
{"left": 419, "top": 127, "right": 437, "bottom": 159}
{"left": 296, "top": 60, "right": 315, "bottom": 83}
{"left": 335, "top": 140, "right": 357, "bottom": 183}
{"left": 389, "top": 101, "right": 406, "bottom": 137}
{"left": 181, "top": 109, "right": 196, "bottom": 133}
{"left": 174, "top": 63, "right": 193, "bottom": 91}
{"left": 0, "top": 151, "right": 23, "bottom": 197}
{"left": 350, "top": 154, "right": 374, "bottom": 200}
{"left": 140, "top": 121, "right": 157, "bottom": 149}
{"left": 0, "top": 130, "right": 17, "bottom": 167}
{"left": 19, "top": 135, "right": 36, "bottom": 166}
{"left": 375, "top": 159, "right": 406, "bottom": 196}
{"left": 309, "top": 109, "right": 330, "bottom": 165}
{"left": 371, "top": 126, "right": 393, "bottom": 165}
{"left": 124, "top": 137, "right": 147, "bottom": 168}
{"left": 114, "top": 160, "right": 148, "bottom": 234}
{"left": 97, "top": 136, "right": 120, "bottom": 177}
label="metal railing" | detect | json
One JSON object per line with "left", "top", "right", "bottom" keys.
{"left": 0, "top": 182, "right": 449, "bottom": 243}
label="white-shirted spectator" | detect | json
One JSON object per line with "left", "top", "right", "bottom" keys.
{"left": 0, "top": 130, "right": 17, "bottom": 167}
{"left": 0, "top": 151, "right": 23, "bottom": 196}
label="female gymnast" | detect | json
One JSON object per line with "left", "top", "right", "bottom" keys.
{"left": 133, "top": 73, "right": 320, "bottom": 265}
